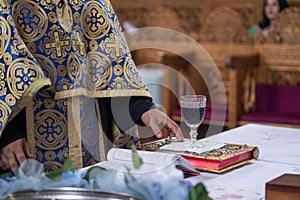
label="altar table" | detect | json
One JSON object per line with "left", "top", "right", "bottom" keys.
{"left": 187, "top": 124, "right": 300, "bottom": 200}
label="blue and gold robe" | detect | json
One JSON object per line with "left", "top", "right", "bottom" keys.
{"left": 0, "top": 0, "right": 150, "bottom": 171}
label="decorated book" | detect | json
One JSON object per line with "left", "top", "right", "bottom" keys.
{"left": 141, "top": 138, "right": 259, "bottom": 173}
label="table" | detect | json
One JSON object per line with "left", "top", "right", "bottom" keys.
{"left": 186, "top": 124, "right": 300, "bottom": 200}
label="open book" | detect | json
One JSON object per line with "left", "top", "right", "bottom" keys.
{"left": 93, "top": 148, "right": 199, "bottom": 175}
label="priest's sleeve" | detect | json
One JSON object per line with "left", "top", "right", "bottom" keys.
{"left": 0, "top": 4, "right": 51, "bottom": 140}
{"left": 0, "top": 109, "right": 26, "bottom": 149}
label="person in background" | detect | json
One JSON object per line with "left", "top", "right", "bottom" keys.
{"left": 249, "top": 0, "right": 288, "bottom": 39}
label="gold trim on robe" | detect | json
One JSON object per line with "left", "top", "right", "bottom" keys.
{"left": 0, "top": 0, "right": 151, "bottom": 171}
{"left": 67, "top": 97, "right": 83, "bottom": 169}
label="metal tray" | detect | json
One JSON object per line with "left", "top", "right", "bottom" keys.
{"left": 7, "top": 187, "right": 145, "bottom": 200}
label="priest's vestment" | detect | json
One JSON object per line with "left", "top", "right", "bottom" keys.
{"left": 0, "top": 0, "right": 150, "bottom": 171}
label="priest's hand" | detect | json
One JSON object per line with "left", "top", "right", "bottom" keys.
{"left": 141, "top": 109, "right": 184, "bottom": 141}
{"left": 0, "top": 138, "right": 34, "bottom": 173}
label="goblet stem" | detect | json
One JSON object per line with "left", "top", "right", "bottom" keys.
{"left": 190, "top": 127, "right": 198, "bottom": 147}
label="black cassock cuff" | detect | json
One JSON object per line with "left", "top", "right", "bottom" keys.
{"left": 101, "top": 96, "right": 155, "bottom": 132}
{"left": 0, "top": 109, "right": 26, "bottom": 149}
{"left": 129, "top": 96, "right": 156, "bottom": 125}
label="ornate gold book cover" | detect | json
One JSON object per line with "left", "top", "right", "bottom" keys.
{"left": 140, "top": 138, "right": 259, "bottom": 173}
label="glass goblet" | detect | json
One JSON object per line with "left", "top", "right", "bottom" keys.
{"left": 180, "top": 95, "right": 206, "bottom": 150}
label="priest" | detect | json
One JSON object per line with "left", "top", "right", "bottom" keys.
{"left": 0, "top": 0, "right": 183, "bottom": 173}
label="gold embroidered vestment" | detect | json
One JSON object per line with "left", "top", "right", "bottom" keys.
{"left": 0, "top": 0, "right": 150, "bottom": 170}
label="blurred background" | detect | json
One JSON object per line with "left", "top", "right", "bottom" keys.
{"left": 111, "top": 0, "right": 300, "bottom": 139}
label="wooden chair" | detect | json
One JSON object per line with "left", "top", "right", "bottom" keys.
{"left": 129, "top": 6, "right": 200, "bottom": 119}
{"left": 128, "top": 7, "right": 259, "bottom": 131}
{"left": 259, "top": 7, "right": 300, "bottom": 85}
{"left": 163, "top": 7, "right": 259, "bottom": 130}
{"left": 238, "top": 7, "right": 300, "bottom": 128}
{"left": 198, "top": 7, "right": 258, "bottom": 129}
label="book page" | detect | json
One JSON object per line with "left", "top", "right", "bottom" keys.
{"left": 102, "top": 148, "right": 177, "bottom": 173}
{"left": 104, "top": 148, "right": 198, "bottom": 174}
{"left": 98, "top": 160, "right": 167, "bottom": 173}
{"left": 107, "top": 148, "right": 176, "bottom": 165}
{"left": 175, "top": 156, "right": 199, "bottom": 174}
{"left": 160, "top": 139, "right": 220, "bottom": 154}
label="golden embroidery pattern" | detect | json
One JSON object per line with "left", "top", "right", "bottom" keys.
{"left": 34, "top": 109, "right": 68, "bottom": 150}
{"left": 81, "top": 1, "right": 110, "bottom": 40}
{"left": 0, "top": 16, "right": 10, "bottom": 59}
{"left": 7, "top": 58, "right": 44, "bottom": 99}
{"left": 12, "top": 0, "right": 48, "bottom": 42}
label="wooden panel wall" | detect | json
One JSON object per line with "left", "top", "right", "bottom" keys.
{"left": 109, "top": 0, "right": 300, "bottom": 130}
{"left": 111, "top": 0, "right": 300, "bottom": 84}
{"left": 289, "top": 0, "right": 300, "bottom": 7}
{"left": 111, "top": 0, "right": 263, "bottom": 41}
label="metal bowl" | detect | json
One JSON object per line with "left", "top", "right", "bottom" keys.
{"left": 7, "top": 187, "right": 145, "bottom": 200}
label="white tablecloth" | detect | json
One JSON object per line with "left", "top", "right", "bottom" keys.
{"left": 185, "top": 124, "right": 300, "bottom": 200}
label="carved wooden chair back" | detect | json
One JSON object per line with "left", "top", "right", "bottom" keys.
{"left": 261, "top": 7, "right": 300, "bottom": 86}
{"left": 199, "top": 7, "right": 258, "bottom": 129}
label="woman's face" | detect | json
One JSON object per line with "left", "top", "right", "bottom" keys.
{"left": 265, "top": 0, "right": 280, "bottom": 20}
